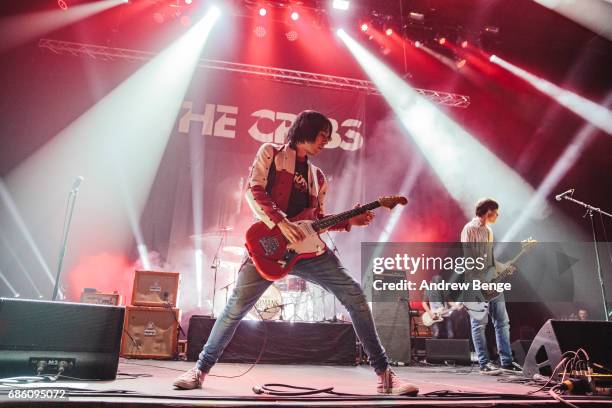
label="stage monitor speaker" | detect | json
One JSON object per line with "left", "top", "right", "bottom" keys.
{"left": 425, "top": 339, "right": 471, "bottom": 365}
{"left": 132, "top": 270, "right": 180, "bottom": 307}
{"left": 372, "top": 300, "right": 411, "bottom": 364}
{"left": 523, "top": 319, "right": 612, "bottom": 378}
{"left": 121, "top": 305, "right": 180, "bottom": 359}
{"left": 0, "top": 298, "right": 124, "bottom": 380}
{"left": 511, "top": 339, "right": 532, "bottom": 367}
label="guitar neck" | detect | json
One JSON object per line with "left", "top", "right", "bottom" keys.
{"left": 312, "top": 200, "right": 381, "bottom": 232}
{"left": 492, "top": 247, "right": 528, "bottom": 283}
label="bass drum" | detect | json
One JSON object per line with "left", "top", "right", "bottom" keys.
{"left": 249, "top": 284, "right": 283, "bottom": 321}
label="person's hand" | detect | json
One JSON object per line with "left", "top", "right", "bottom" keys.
{"left": 349, "top": 203, "right": 374, "bottom": 227}
{"left": 278, "top": 219, "right": 306, "bottom": 244}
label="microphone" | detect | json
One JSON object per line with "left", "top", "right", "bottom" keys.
{"left": 71, "top": 176, "right": 84, "bottom": 193}
{"left": 555, "top": 188, "right": 574, "bottom": 201}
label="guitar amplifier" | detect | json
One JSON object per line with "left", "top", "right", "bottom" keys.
{"left": 80, "top": 289, "right": 122, "bottom": 306}
{"left": 121, "top": 305, "right": 180, "bottom": 359}
{"left": 131, "top": 270, "right": 179, "bottom": 307}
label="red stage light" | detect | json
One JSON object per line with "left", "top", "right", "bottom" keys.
{"left": 461, "top": 40, "right": 468, "bottom": 48}
{"left": 57, "top": 0, "right": 67, "bottom": 10}
{"left": 291, "top": 11, "right": 299, "bottom": 21}
{"left": 184, "top": 0, "right": 192, "bottom": 4}
{"left": 286, "top": 30, "right": 298, "bottom": 41}
{"left": 254, "top": 25, "right": 266, "bottom": 38}
{"left": 385, "top": 28, "right": 393, "bottom": 36}
{"left": 456, "top": 59, "right": 466, "bottom": 69}
{"left": 361, "top": 23, "right": 368, "bottom": 32}
{"left": 414, "top": 40, "right": 421, "bottom": 48}
{"left": 438, "top": 37, "right": 446, "bottom": 45}
{"left": 259, "top": 7, "right": 267, "bottom": 16}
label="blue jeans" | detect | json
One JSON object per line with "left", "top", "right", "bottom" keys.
{"left": 197, "top": 250, "right": 389, "bottom": 374}
{"left": 469, "top": 294, "right": 512, "bottom": 367}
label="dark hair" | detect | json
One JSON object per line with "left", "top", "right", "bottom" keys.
{"left": 475, "top": 198, "right": 499, "bottom": 217}
{"left": 287, "top": 110, "right": 332, "bottom": 148}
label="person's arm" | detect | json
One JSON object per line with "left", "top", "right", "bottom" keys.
{"left": 245, "top": 143, "right": 305, "bottom": 242}
{"left": 245, "top": 143, "right": 285, "bottom": 228}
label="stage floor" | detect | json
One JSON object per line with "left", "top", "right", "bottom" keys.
{"left": 1, "top": 359, "right": 611, "bottom": 407}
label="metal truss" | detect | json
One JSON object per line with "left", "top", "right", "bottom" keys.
{"left": 39, "top": 38, "right": 471, "bottom": 108}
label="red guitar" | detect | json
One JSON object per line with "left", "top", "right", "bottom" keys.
{"left": 245, "top": 196, "right": 408, "bottom": 281}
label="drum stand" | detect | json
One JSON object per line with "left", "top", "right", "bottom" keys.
{"left": 210, "top": 229, "right": 229, "bottom": 318}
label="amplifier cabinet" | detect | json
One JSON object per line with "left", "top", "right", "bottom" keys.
{"left": 80, "top": 291, "right": 122, "bottom": 306}
{"left": 121, "top": 305, "right": 179, "bottom": 359}
{"left": 131, "top": 270, "right": 179, "bottom": 307}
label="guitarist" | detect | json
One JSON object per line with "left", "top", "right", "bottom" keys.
{"left": 461, "top": 198, "right": 521, "bottom": 375}
{"left": 422, "top": 275, "right": 462, "bottom": 339}
{"left": 174, "top": 110, "right": 418, "bottom": 395}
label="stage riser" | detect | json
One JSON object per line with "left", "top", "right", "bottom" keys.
{"left": 187, "top": 316, "right": 357, "bottom": 365}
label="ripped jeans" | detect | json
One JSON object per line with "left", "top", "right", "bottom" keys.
{"left": 196, "top": 249, "right": 389, "bottom": 374}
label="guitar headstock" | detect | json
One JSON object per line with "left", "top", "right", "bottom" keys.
{"left": 378, "top": 195, "right": 408, "bottom": 210}
{"left": 521, "top": 237, "right": 538, "bottom": 251}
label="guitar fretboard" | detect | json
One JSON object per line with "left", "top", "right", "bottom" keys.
{"left": 312, "top": 200, "right": 380, "bottom": 232}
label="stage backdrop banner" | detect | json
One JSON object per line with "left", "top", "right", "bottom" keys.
{"left": 139, "top": 71, "right": 368, "bottom": 315}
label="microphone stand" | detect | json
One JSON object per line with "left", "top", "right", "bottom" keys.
{"left": 52, "top": 183, "right": 82, "bottom": 301}
{"left": 561, "top": 195, "right": 612, "bottom": 321}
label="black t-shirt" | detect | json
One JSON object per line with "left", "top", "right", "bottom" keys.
{"left": 285, "top": 157, "right": 310, "bottom": 218}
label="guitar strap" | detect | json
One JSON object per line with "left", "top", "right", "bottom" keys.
{"left": 264, "top": 146, "right": 281, "bottom": 196}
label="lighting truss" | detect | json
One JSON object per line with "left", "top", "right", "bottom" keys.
{"left": 39, "top": 38, "right": 471, "bottom": 108}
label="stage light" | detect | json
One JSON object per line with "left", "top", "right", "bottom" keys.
{"left": 337, "top": 29, "right": 537, "bottom": 226}
{"left": 254, "top": 25, "right": 266, "bottom": 37}
{"left": 438, "top": 37, "right": 446, "bottom": 45}
{"left": 286, "top": 30, "right": 298, "bottom": 41}
{"left": 409, "top": 12, "right": 424, "bottom": 21}
{"left": 414, "top": 40, "right": 421, "bottom": 48}
{"left": 490, "top": 55, "right": 612, "bottom": 135}
{"left": 1, "top": 7, "right": 222, "bottom": 301}
{"left": 291, "top": 11, "right": 299, "bottom": 21}
{"left": 461, "top": 40, "right": 468, "bottom": 48}
{"left": 385, "top": 28, "right": 393, "bottom": 36}
{"left": 57, "top": 0, "right": 68, "bottom": 10}
{"left": 185, "top": 0, "right": 192, "bottom": 4}
{"left": 333, "top": 0, "right": 350, "bottom": 11}
{"left": 456, "top": 59, "right": 466, "bottom": 69}
{"left": 484, "top": 25, "right": 499, "bottom": 34}
{"left": 361, "top": 23, "right": 368, "bottom": 32}
{"left": 259, "top": 7, "right": 267, "bottom": 16}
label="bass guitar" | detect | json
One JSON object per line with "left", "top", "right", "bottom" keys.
{"left": 465, "top": 238, "right": 538, "bottom": 320}
{"left": 245, "top": 196, "right": 407, "bottom": 281}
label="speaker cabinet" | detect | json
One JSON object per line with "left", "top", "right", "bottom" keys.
{"left": 0, "top": 298, "right": 124, "bottom": 380}
{"left": 372, "top": 300, "right": 411, "bottom": 364}
{"left": 426, "top": 339, "right": 471, "bottom": 365}
{"left": 523, "top": 319, "right": 612, "bottom": 378}
{"left": 511, "top": 339, "right": 532, "bottom": 367}
{"left": 121, "top": 305, "right": 180, "bottom": 359}
{"left": 131, "top": 270, "right": 179, "bottom": 307}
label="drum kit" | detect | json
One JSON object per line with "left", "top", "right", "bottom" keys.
{"left": 190, "top": 226, "right": 321, "bottom": 322}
